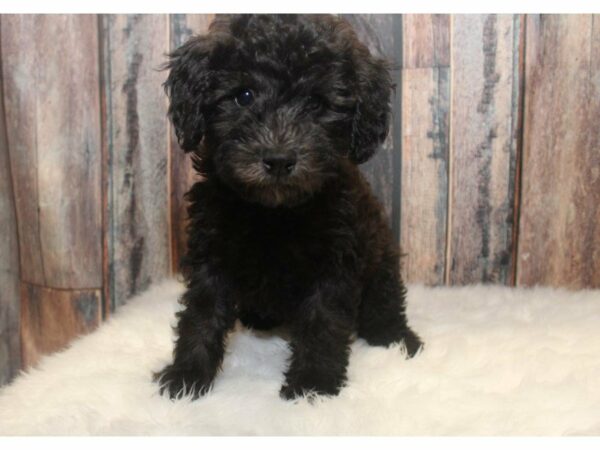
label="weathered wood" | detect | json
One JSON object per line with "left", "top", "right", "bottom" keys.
{"left": 2, "top": 15, "right": 102, "bottom": 289}
{"left": 99, "top": 14, "right": 112, "bottom": 318}
{"left": 1, "top": 15, "right": 44, "bottom": 286}
{"left": 169, "top": 14, "right": 213, "bottom": 273}
{"left": 403, "top": 14, "right": 450, "bottom": 69}
{"left": 400, "top": 14, "right": 450, "bottom": 285}
{"left": 102, "top": 15, "right": 171, "bottom": 307}
{"left": 508, "top": 14, "right": 527, "bottom": 287}
{"left": 341, "top": 14, "right": 399, "bottom": 234}
{"left": 20, "top": 283, "right": 101, "bottom": 369}
{"left": 0, "top": 38, "right": 21, "bottom": 385}
{"left": 448, "top": 14, "right": 521, "bottom": 284}
{"left": 517, "top": 15, "right": 600, "bottom": 289}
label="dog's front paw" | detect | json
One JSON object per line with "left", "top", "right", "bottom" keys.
{"left": 153, "top": 364, "right": 213, "bottom": 400}
{"left": 280, "top": 371, "right": 344, "bottom": 401}
{"left": 401, "top": 329, "right": 424, "bottom": 358}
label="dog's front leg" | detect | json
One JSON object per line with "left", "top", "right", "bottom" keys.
{"left": 280, "top": 281, "right": 358, "bottom": 400}
{"left": 154, "top": 267, "right": 236, "bottom": 400}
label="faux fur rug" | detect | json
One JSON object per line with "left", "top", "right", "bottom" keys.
{"left": 1, "top": 279, "right": 599, "bottom": 436}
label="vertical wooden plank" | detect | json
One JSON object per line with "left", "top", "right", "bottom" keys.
{"left": 99, "top": 15, "right": 112, "bottom": 318}
{"left": 20, "top": 283, "right": 101, "bottom": 369}
{"left": 1, "top": 15, "right": 45, "bottom": 286}
{"left": 448, "top": 15, "right": 521, "bottom": 284}
{"left": 2, "top": 15, "right": 103, "bottom": 371}
{"left": 35, "top": 16, "right": 102, "bottom": 288}
{"left": 508, "top": 14, "right": 527, "bottom": 287}
{"left": 2, "top": 15, "right": 102, "bottom": 289}
{"left": 102, "top": 15, "right": 171, "bottom": 307}
{"left": 403, "top": 14, "right": 450, "bottom": 68}
{"left": 341, "top": 14, "right": 398, "bottom": 233}
{"left": 169, "top": 14, "right": 213, "bottom": 272}
{"left": 517, "top": 15, "right": 600, "bottom": 289}
{"left": 400, "top": 14, "right": 450, "bottom": 285}
{"left": 0, "top": 25, "right": 21, "bottom": 385}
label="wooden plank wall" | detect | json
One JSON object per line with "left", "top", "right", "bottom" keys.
{"left": 517, "top": 15, "right": 600, "bottom": 289}
{"left": 1, "top": 15, "right": 103, "bottom": 374}
{"left": 400, "top": 14, "right": 450, "bottom": 285}
{"left": 101, "top": 15, "right": 171, "bottom": 309}
{"left": 3, "top": 16, "right": 103, "bottom": 289}
{"left": 448, "top": 15, "right": 521, "bottom": 285}
{"left": 0, "top": 14, "right": 598, "bottom": 386}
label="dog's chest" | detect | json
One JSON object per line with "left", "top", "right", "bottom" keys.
{"left": 219, "top": 207, "right": 331, "bottom": 309}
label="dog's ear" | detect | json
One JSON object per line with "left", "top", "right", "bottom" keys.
{"left": 164, "top": 35, "right": 213, "bottom": 153}
{"left": 349, "top": 54, "right": 392, "bottom": 164}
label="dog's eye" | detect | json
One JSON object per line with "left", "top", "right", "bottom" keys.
{"left": 235, "top": 89, "right": 255, "bottom": 107}
{"left": 307, "top": 94, "right": 324, "bottom": 111}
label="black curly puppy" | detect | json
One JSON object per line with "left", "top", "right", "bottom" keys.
{"left": 154, "top": 14, "right": 423, "bottom": 401}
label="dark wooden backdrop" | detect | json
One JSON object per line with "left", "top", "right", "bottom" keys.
{"left": 1, "top": 14, "right": 599, "bottom": 386}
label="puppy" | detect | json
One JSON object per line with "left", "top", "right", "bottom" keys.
{"left": 155, "top": 14, "right": 423, "bottom": 400}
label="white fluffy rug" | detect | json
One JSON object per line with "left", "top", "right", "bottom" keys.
{"left": 1, "top": 279, "right": 600, "bottom": 436}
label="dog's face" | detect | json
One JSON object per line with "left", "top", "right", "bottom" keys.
{"left": 166, "top": 15, "right": 392, "bottom": 207}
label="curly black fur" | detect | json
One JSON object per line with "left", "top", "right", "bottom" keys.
{"left": 154, "top": 14, "right": 423, "bottom": 401}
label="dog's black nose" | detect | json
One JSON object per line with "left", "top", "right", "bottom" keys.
{"left": 262, "top": 154, "right": 296, "bottom": 177}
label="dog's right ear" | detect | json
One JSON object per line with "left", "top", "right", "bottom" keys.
{"left": 164, "top": 35, "right": 212, "bottom": 153}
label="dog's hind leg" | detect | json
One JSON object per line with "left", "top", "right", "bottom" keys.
{"left": 358, "top": 252, "right": 423, "bottom": 357}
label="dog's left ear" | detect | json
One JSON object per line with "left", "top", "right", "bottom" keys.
{"left": 349, "top": 55, "right": 392, "bottom": 164}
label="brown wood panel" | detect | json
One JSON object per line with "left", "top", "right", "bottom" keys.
{"left": 403, "top": 14, "right": 450, "bottom": 69}
{"left": 400, "top": 14, "right": 450, "bottom": 285}
{"left": 20, "top": 283, "right": 101, "bottom": 368}
{"left": 448, "top": 14, "right": 521, "bottom": 285}
{"left": 341, "top": 14, "right": 398, "bottom": 232}
{"left": 102, "top": 15, "right": 171, "bottom": 307}
{"left": 517, "top": 15, "right": 600, "bottom": 289}
{"left": 2, "top": 15, "right": 102, "bottom": 289}
{"left": 1, "top": 15, "right": 45, "bottom": 286}
{"left": 0, "top": 41, "right": 21, "bottom": 385}
{"left": 169, "top": 14, "right": 213, "bottom": 272}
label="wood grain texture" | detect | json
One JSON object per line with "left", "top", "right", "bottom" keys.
{"left": 99, "top": 14, "right": 112, "bottom": 318}
{"left": 20, "top": 283, "right": 101, "bottom": 369}
{"left": 169, "top": 14, "right": 213, "bottom": 273}
{"left": 102, "top": 15, "right": 171, "bottom": 307}
{"left": 400, "top": 14, "right": 450, "bottom": 285}
{"left": 517, "top": 15, "right": 600, "bottom": 288}
{"left": 448, "top": 15, "right": 521, "bottom": 285}
{"left": 0, "top": 41, "right": 21, "bottom": 385}
{"left": 1, "top": 15, "right": 102, "bottom": 289}
{"left": 403, "top": 14, "right": 450, "bottom": 69}
{"left": 341, "top": 14, "right": 399, "bottom": 234}
{"left": 1, "top": 15, "right": 45, "bottom": 285}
